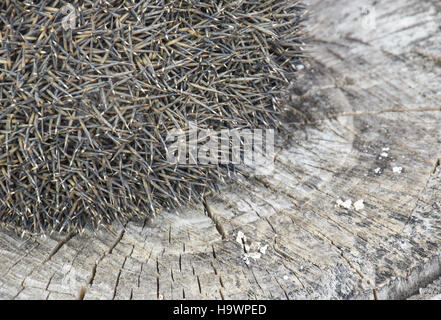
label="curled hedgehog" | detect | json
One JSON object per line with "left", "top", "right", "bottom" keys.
{"left": 0, "top": 0, "right": 305, "bottom": 234}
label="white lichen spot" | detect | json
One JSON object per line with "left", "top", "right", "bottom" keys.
{"left": 259, "top": 244, "right": 269, "bottom": 255}
{"left": 236, "top": 231, "right": 246, "bottom": 244}
{"left": 336, "top": 198, "right": 352, "bottom": 210}
{"left": 380, "top": 152, "right": 388, "bottom": 158}
{"left": 248, "top": 252, "right": 262, "bottom": 260}
{"left": 374, "top": 167, "right": 382, "bottom": 174}
{"left": 393, "top": 166, "right": 403, "bottom": 174}
{"left": 354, "top": 199, "right": 365, "bottom": 211}
{"left": 249, "top": 241, "right": 261, "bottom": 252}
{"left": 243, "top": 252, "right": 262, "bottom": 265}
{"left": 240, "top": 239, "right": 268, "bottom": 265}
{"left": 382, "top": 147, "right": 390, "bottom": 152}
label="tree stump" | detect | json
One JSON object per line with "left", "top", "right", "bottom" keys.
{"left": 1, "top": 0, "right": 441, "bottom": 300}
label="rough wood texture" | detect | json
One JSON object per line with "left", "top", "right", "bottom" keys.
{"left": 409, "top": 276, "right": 441, "bottom": 300}
{"left": 1, "top": 0, "right": 441, "bottom": 300}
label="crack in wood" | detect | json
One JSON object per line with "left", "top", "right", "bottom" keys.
{"left": 77, "top": 286, "right": 86, "bottom": 300}
{"left": 202, "top": 197, "right": 227, "bottom": 240}
{"left": 433, "top": 158, "right": 440, "bottom": 175}
{"left": 45, "top": 232, "right": 77, "bottom": 262}
{"left": 112, "top": 245, "right": 134, "bottom": 300}
{"left": 86, "top": 228, "right": 126, "bottom": 288}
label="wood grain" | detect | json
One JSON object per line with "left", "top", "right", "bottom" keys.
{"left": 1, "top": 0, "right": 440, "bottom": 300}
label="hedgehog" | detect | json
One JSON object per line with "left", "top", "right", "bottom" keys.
{"left": 0, "top": 0, "right": 306, "bottom": 234}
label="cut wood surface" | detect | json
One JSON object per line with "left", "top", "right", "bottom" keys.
{"left": 1, "top": 0, "right": 441, "bottom": 300}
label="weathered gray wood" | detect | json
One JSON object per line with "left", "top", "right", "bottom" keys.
{"left": 1, "top": 0, "right": 441, "bottom": 300}
{"left": 409, "top": 276, "right": 441, "bottom": 300}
